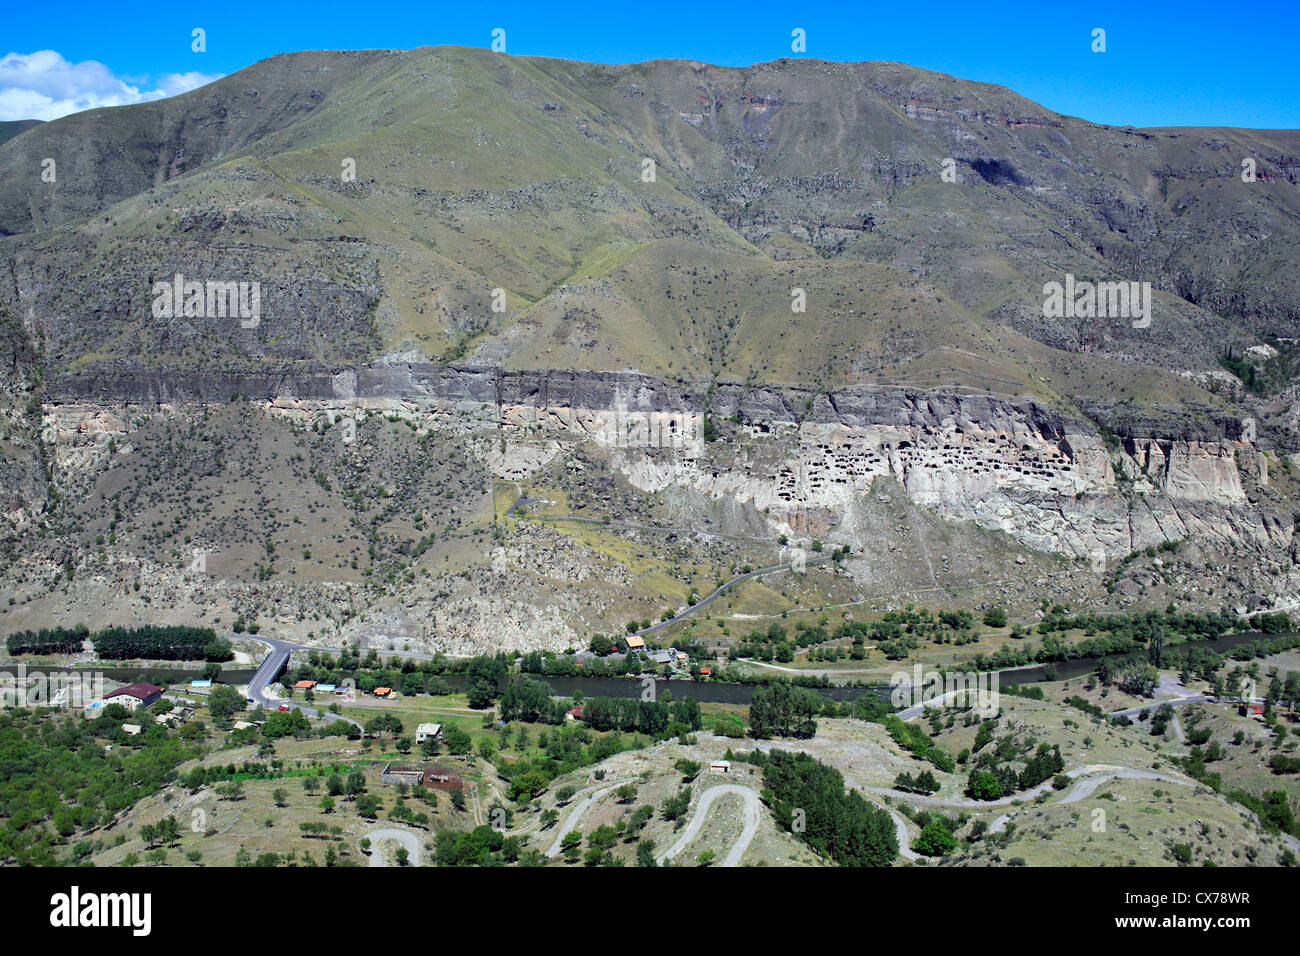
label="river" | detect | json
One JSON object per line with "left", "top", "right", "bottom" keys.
{"left": 10, "top": 628, "right": 1286, "bottom": 708}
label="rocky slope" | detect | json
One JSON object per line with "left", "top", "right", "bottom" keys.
{"left": 2, "top": 47, "right": 1300, "bottom": 648}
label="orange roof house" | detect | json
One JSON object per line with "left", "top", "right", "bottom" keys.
{"left": 374, "top": 687, "right": 392, "bottom": 697}
{"left": 294, "top": 680, "right": 317, "bottom": 689}
{"left": 625, "top": 636, "right": 646, "bottom": 650}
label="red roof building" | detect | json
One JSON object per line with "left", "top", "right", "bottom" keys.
{"left": 103, "top": 682, "right": 163, "bottom": 711}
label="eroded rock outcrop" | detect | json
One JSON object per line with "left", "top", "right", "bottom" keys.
{"left": 38, "top": 362, "right": 1282, "bottom": 563}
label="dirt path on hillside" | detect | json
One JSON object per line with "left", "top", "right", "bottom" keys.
{"left": 657, "top": 784, "right": 761, "bottom": 867}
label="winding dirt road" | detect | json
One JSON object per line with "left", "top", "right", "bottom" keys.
{"left": 657, "top": 784, "right": 761, "bottom": 867}
{"left": 366, "top": 827, "right": 422, "bottom": 867}
{"left": 546, "top": 783, "right": 619, "bottom": 858}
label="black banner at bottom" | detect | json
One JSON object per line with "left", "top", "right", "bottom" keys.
{"left": 9, "top": 864, "right": 1277, "bottom": 939}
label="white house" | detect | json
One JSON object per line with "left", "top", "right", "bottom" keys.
{"left": 416, "top": 722, "right": 443, "bottom": 744}
{"left": 103, "top": 682, "right": 163, "bottom": 711}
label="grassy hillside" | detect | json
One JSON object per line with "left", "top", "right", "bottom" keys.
{"left": 0, "top": 47, "right": 1296, "bottom": 410}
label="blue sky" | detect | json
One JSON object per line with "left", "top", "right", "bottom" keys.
{"left": 2, "top": 0, "right": 1296, "bottom": 127}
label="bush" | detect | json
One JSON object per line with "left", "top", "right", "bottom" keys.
{"left": 913, "top": 820, "right": 958, "bottom": 856}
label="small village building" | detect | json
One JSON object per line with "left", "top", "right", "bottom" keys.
{"left": 293, "top": 679, "right": 317, "bottom": 690}
{"left": 577, "top": 650, "right": 627, "bottom": 666}
{"left": 316, "top": 683, "right": 337, "bottom": 693}
{"left": 373, "top": 687, "right": 393, "bottom": 698}
{"left": 121, "top": 723, "right": 141, "bottom": 735}
{"left": 625, "top": 636, "right": 646, "bottom": 651}
{"left": 103, "top": 682, "right": 163, "bottom": 711}
{"left": 380, "top": 762, "right": 426, "bottom": 786}
{"left": 380, "top": 761, "right": 465, "bottom": 792}
{"left": 710, "top": 760, "right": 732, "bottom": 775}
{"left": 416, "top": 722, "right": 443, "bottom": 744}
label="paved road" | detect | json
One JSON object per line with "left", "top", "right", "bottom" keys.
{"left": 883, "top": 805, "right": 920, "bottom": 862}
{"left": 1169, "top": 714, "right": 1187, "bottom": 744}
{"left": 898, "top": 689, "right": 972, "bottom": 721}
{"left": 243, "top": 637, "right": 364, "bottom": 731}
{"left": 984, "top": 767, "right": 1196, "bottom": 835}
{"left": 871, "top": 763, "right": 1195, "bottom": 811}
{"left": 1107, "top": 696, "right": 1218, "bottom": 719}
{"left": 245, "top": 637, "right": 296, "bottom": 709}
{"left": 897, "top": 686, "right": 1001, "bottom": 721}
{"left": 1059, "top": 768, "right": 1191, "bottom": 804}
{"left": 366, "top": 827, "right": 421, "bottom": 867}
{"left": 657, "top": 784, "right": 761, "bottom": 867}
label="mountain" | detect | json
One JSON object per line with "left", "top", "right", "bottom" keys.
{"left": 1, "top": 46, "right": 1299, "bottom": 651}
{"left": 0, "top": 120, "right": 43, "bottom": 148}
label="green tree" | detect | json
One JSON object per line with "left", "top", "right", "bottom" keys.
{"left": 967, "top": 769, "right": 1002, "bottom": 801}
{"left": 444, "top": 724, "right": 472, "bottom": 755}
{"left": 748, "top": 682, "right": 821, "bottom": 738}
{"left": 207, "top": 684, "right": 245, "bottom": 719}
{"left": 561, "top": 831, "right": 582, "bottom": 862}
{"left": 345, "top": 771, "right": 366, "bottom": 799}
{"left": 914, "top": 819, "right": 958, "bottom": 856}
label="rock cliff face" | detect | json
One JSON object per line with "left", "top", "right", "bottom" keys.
{"left": 0, "top": 305, "right": 48, "bottom": 538}
{"left": 613, "top": 386, "right": 1271, "bottom": 560}
{"left": 7, "top": 47, "right": 1300, "bottom": 641}
{"left": 38, "top": 362, "right": 1284, "bottom": 563}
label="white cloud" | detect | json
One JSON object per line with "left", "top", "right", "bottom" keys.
{"left": 0, "top": 50, "right": 223, "bottom": 121}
